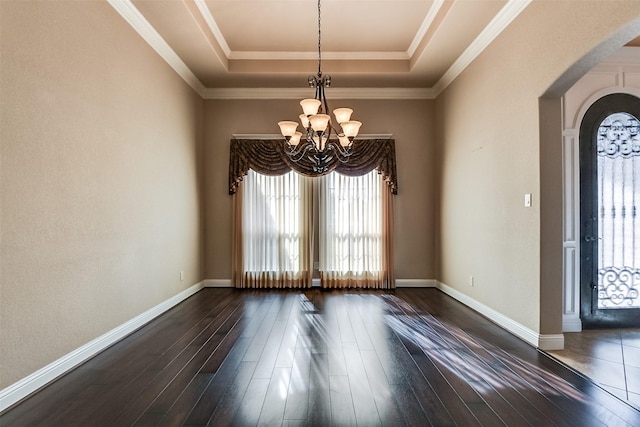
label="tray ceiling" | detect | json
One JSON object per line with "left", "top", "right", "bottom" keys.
{"left": 112, "top": 0, "right": 531, "bottom": 96}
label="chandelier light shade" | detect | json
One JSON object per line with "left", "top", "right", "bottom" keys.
{"left": 300, "top": 99, "right": 321, "bottom": 116}
{"left": 309, "top": 114, "right": 330, "bottom": 132}
{"left": 289, "top": 132, "right": 302, "bottom": 146}
{"left": 277, "top": 121, "right": 299, "bottom": 139}
{"left": 333, "top": 108, "right": 353, "bottom": 124}
{"left": 341, "top": 120, "right": 362, "bottom": 138}
{"left": 277, "top": 0, "right": 363, "bottom": 173}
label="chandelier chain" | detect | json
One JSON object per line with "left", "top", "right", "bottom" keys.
{"left": 317, "top": 0, "right": 321, "bottom": 77}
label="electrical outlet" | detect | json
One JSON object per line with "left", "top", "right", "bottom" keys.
{"left": 469, "top": 275, "right": 474, "bottom": 287}
{"left": 180, "top": 271, "right": 184, "bottom": 281}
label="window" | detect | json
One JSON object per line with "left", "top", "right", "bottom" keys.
{"left": 239, "top": 170, "right": 312, "bottom": 288}
{"left": 320, "top": 170, "right": 384, "bottom": 287}
{"left": 238, "top": 169, "right": 391, "bottom": 288}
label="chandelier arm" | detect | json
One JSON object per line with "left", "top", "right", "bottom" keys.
{"left": 327, "top": 140, "right": 353, "bottom": 160}
{"left": 320, "top": 80, "right": 330, "bottom": 116}
{"left": 324, "top": 119, "right": 332, "bottom": 149}
{"left": 286, "top": 140, "right": 317, "bottom": 163}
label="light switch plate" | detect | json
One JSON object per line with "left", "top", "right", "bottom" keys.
{"left": 524, "top": 193, "right": 532, "bottom": 207}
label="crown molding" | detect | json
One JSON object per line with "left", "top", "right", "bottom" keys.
{"left": 407, "top": 0, "right": 445, "bottom": 57}
{"left": 194, "top": 0, "right": 231, "bottom": 57}
{"left": 228, "top": 51, "right": 410, "bottom": 61}
{"left": 109, "top": 0, "right": 529, "bottom": 101}
{"left": 193, "top": 0, "right": 424, "bottom": 62}
{"left": 432, "top": 0, "right": 532, "bottom": 97}
{"left": 107, "top": 0, "right": 206, "bottom": 97}
{"left": 204, "top": 87, "right": 435, "bottom": 100}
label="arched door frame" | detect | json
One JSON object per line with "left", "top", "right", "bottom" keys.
{"left": 537, "top": 13, "right": 640, "bottom": 346}
{"left": 561, "top": 65, "right": 640, "bottom": 332}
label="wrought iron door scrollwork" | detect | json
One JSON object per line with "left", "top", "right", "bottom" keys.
{"left": 597, "top": 113, "right": 640, "bottom": 158}
{"left": 598, "top": 266, "right": 640, "bottom": 307}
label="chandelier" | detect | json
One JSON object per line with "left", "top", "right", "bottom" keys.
{"left": 277, "top": 0, "right": 362, "bottom": 173}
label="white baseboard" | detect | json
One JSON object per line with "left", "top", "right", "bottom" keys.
{"left": 395, "top": 279, "right": 437, "bottom": 288}
{"left": 203, "top": 279, "right": 233, "bottom": 287}
{"left": 202, "top": 278, "right": 437, "bottom": 288}
{"left": 435, "top": 281, "right": 564, "bottom": 351}
{"left": 538, "top": 334, "right": 565, "bottom": 351}
{"left": 0, "top": 281, "right": 205, "bottom": 413}
{"left": 562, "top": 316, "right": 583, "bottom": 333}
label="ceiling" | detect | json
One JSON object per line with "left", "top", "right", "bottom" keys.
{"left": 111, "top": 1, "right": 640, "bottom": 97}
{"left": 111, "top": 0, "right": 535, "bottom": 96}
{"left": 116, "top": 0, "right": 604, "bottom": 97}
{"left": 113, "top": 0, "right": 528, "bottom": 95}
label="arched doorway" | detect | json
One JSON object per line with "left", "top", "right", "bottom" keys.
{"left": 579, "top": 93, "right": 640, "bottom": 328}
{"left": 557, "top": 48, "right": 640, "bottom": 333}
{"left": 547, "top": 45, "right": 640, "bottom": 407}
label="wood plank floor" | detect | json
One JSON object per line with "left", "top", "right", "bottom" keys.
{"left": 2, "top": 288, "right": 640, "bottom": 426}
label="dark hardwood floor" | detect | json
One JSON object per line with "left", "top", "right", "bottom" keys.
{"left": 2, "top": 288, "right": 640, "bottom": 426}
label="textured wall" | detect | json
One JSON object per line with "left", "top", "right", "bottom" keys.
{"left": 5, "top": 0, "right": 639, "bottom": 394}
{"left": 0, "top": 1, "right": 204, "bottom": 388}
{"left": 435, "top": 1, "right": 640, "bottom": 334}
{"left": 203, "top": 99, "right": 436, "bottom": 282}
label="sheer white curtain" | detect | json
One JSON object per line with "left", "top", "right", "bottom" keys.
{"left": 319, "top": 170, "right": 392, "bottom": 288}
{"left": 235, "top": 169, "right": 313, "bottom": 288}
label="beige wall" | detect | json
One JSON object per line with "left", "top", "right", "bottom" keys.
{"left": 0, "top": 1, "right": 204, "bottom": 388}
{"left": 5, "top": 0, "right": 640, "bottom": 395}
{"left": 203, "top": 99, "right": 436, "bottom": 281}
{"left": 436, "top": 1, "right": 640, "bottom": 334}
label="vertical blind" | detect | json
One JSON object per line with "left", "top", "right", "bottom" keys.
{"left": 238, "top": 169, "right": 391, "bottom": 288}
{"left": 320, "top": 170, "right": 383, "bottom": 288}
{"left": 239, "top": 170, "right": 313, "bottom": 288}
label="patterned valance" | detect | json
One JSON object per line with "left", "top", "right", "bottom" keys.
{"left": 228, "top": 138, "right": 398, "bottom": 194}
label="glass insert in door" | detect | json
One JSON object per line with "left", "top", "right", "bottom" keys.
{"left": 597, "top": 112, "right": 640, "bottom": 308}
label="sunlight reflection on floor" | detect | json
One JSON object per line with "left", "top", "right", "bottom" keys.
{"left": 380, "top": 294, "right": 589, "bottom": 402}
{"left": 247, "top": 291, "right": 629, "bottom": 424}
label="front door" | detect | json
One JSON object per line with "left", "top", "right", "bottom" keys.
{"left": 580, "top": 93, "right": 640, "bottom": 328}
